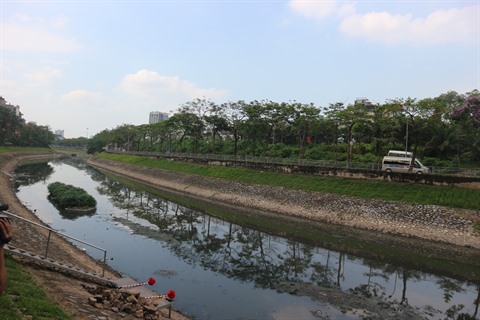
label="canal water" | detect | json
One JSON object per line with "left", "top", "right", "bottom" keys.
{"left": 13, "top": 157, "right": 480, "bottom": 320}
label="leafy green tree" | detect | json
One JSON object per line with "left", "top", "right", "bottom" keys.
{"left": 291, "top": 103, "right": 320, "bottom": 158}
{"left": 0, "top": 106, "right": 23, "bottom": 145}
{"left": 388, "top": 98, "right": 436, "bottom": 171}
{"left": 222, "top": 100, "right": 247, "bottom": 156}
{"left": 451, "top": 93, "right": 480, "bottom": 161}
{"left": 336, "top": 103, "right": 371, "bottom": 167}
{"left": 241, "top": 101, "right": 270, "bottom": 156}
{"left": 87, "top": 129, "right": 113, "bottom": 153}
{"left": 168, "top": 112, "right": 204, "bottom": 153}
{"left": 324, "top": 102, "right": 345, "bottom": 162}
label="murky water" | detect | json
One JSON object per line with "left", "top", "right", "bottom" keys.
{"left": 13, "top": 157, "right": 480, "bottom": 319}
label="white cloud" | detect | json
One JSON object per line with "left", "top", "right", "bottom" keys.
{"left": 25, "top": 67, "right": 62, "bottom": 84}
{"left": 289, "top": 1, "right": 478, "bottom": 46}
{"left": 1, "top": 13, "right": 82, "bottom": 52}
{"left": 50, "top": 15, "right": 70, "bottom": 29}
{"left": 289, "top": 0, "right": 338, "bottom": 19}
{"left": 120, "top": 69, "right": 229, "bottom": 104}
{"left": 289, "top": 0, "right": 355, "bottom": 19}
{"left": 340, "top": 5, "right": 479, "bottom": 45}
{"left": 61, "top": 90, "right": 105, "bottom": 105}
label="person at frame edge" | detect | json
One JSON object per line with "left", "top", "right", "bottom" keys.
{"left": 0, "top": 203, "right": 13, "bottom": 295}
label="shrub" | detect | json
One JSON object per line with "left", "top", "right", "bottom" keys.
{"left": 47, "top": 182, "right": 96, "bottom": 209}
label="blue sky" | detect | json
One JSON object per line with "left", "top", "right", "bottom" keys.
{"left": 1, "top": 0, "right": 478, "bottom": 138}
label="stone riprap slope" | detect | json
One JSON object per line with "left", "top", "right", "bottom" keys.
{"left": 88, "top": 156, "right": 480, "bottom": 250}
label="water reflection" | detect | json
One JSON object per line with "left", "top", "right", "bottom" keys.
{"left": 14, "top": 158, "right": 480, "bottom": 320}
{"left": 55, "top": 206, "right": 96, "bottom": 220}
{"left": 13, "top": 162, "right": 54, "bottom": 190}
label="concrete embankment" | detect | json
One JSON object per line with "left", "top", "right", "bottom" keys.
{"left": 87, "top": 156, "right": 480, "bottom": 250}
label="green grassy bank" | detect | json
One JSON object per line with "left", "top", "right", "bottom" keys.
{"left": 0, "top": 255, "right": 73, "bottom": 320}
{"left": 104, "top": 170, "right": 480, "bottom": 282}
{"left": 0, "top": 147, "right": 53, "bottom": 155}
{"left": 0, "top": 148, "right": 73, "bottom": 319}
{"left": 97, "top": 152, "right": 480, "bottom": 210}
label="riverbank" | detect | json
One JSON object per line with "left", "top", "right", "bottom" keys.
{"left": 87, "top": 155, "right": 480, "bottom": 250}
{"left": 0, "top": 152, "right": 189, "bottom": 320}
{"left": 2, "top": 151, "right": 479, "bottom": 320}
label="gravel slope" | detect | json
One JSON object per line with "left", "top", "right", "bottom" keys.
{"left": 87, "top": 156, "right": 480, "bottom": 250}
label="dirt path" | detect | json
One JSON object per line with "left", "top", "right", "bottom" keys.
{"left": 0, "top": 152, "right": 189, "bottom": 320}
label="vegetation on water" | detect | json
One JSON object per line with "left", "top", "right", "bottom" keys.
{"left": 0, "top": 254, "right": 74, "bottom": 320}
{"left": 47, "top": 182, "right": 96, "bottom": 209}
{"left": 98, "top": 152, "right": 480, "bottom": 210}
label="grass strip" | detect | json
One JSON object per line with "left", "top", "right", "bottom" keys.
{"left": 0, "top": 147, "right": 53, "bottom": 155}
{"left": 0, "top": 254, "right": 73, "bottom": 320}
{"left": 98, "top": 152, "right": 480, "bottom": 210}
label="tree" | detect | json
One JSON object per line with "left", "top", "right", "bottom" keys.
{"left": 388, "top": 98, "right": 436, "bottom": 171}
{"left": 450, "top": 93, "right": 480, "bottom": 161}
{"left": 222, "top": 100, "right": 247, "bottom": 157}
{"left": 324, "top": 102, "right": 345, "bottom": 162}
{"left": 168, "top": 112, "right": 204, "bottom": 153}
{"left": 87, "top": 129, "right": 113, "bottom": 153}
{"left": 291, "top": 103, "right": 320, "bottom": 159}
{"left": 452, "top": 95, "right": 480, "bottom": 124}
{"left": 336, "top": 103, "right": 371, "bottom": 167}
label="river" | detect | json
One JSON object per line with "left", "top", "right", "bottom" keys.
{"left": 13, "top": 157, "right": 480, "bottom": 320}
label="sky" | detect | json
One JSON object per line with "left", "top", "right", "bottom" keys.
{"left": 1, "top": 0, "right": 478, "bottom": 138}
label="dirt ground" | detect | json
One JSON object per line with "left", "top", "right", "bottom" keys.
{"left": 0, "top": 152, "right": 190, "bottom": 320}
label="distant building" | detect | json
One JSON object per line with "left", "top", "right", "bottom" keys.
{"left": 0, "top": 96, "right": 22, "bottom": 118}
{"left": 54, "top": 130, "right": 65, "bottom": 141}
{"left": 354, "top": 98, "right": 376, "bottom": 113}
{"left": 149, "top": 111, "right": 169, "bottom": 124}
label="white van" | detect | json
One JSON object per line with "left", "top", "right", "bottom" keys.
{"left": 387, "top": 150, "right": 413, "bottom": 158}
{"left": 382, "top": 156, "right": 430, "bottom": 174}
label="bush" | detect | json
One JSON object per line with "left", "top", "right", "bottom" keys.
{"left": 267, "top": 143, "right": 298, "bottom": 158}
{"left": 47, "top": 182, "right": 96, "bottom": 209}
{"left": 421, "top": 157, "right": 455, "bottom": 167}
{"left": 352, "top": 153, "right": 378, "bottom": 163}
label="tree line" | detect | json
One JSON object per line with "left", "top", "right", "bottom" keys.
{"left": 3, "top": 91, "right": 479, "bottom": 166}
{"left": 0, "top": 99, "right": 54, "bottom": 147}
{"left": 84, "top": 90, "right": 479, "bottom": 167}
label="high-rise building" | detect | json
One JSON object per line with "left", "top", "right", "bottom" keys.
{"left": 149, "top": 111, "right": 169, "bottom": 124}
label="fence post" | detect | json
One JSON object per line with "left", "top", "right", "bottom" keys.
{"left": 102, "top": 251, "right": 107, "bottom": 276}
{"left": 45, "top": 230, "right": 52, "bottom": 258}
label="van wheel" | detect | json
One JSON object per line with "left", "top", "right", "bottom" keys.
{"left": 416, "top": 171, "right": 423, "bottom": 175}
{"left": 386, "top": 169, "right": 392, "bottom": 173}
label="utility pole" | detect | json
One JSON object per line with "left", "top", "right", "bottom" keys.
{"left": 405, "top": 120, "right": 408, "bottom": 155}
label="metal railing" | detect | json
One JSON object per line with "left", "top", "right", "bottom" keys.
{"left": 107, "top": 150, "right": 480, "bottom": 178}
{"left": 1, "top": 210, "right": 108, "bottom": 276}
